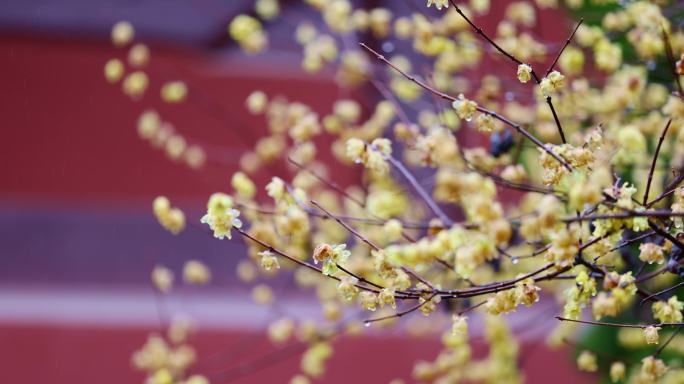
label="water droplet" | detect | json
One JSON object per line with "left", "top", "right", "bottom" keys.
{"left": 465, "top": 116, "right": 472, "bottom": 122}
{"left": 511, "top": 257, "right": 519, "bottom": 265}
{"left": 364, "top": 321, "right": 372, "bottom": 328}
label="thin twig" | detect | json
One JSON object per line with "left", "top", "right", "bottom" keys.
{"left": 380, "top": 149, "right": 456, "bottom": 226}
{"left": 643, "top": 119, "right": 673, "bottom": 205}
{"left": 562, "top": 210, "right": 684, "bottom": 223}
{"left": 647, "top": 172, "right": 684, "bottom": 208}
{"left": 556, "top": 317, "right": 684, "bottom": 328}
{"left": 640, "top": 280, "right": 684, "bottom": 306}
{"left": 545, "top": 19, "right": 584, "bottom": 76}
{"left": 288, "top": 157, "right": 365, "bottom": 207}
{"left": 655, "top": 325, "right": 683, "bottom": 356}
{"left": 310, "top": 200, "right": 382, "bottom": 251}
{"left": 648, "top": 221, "right": 684, "bottom": 251}
{"left": 364, "top": 293, "right": 438, "bottom": 325}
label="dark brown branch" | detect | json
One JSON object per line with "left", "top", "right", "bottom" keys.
{"left": 648, "top": 221, "right": 684, "bottom": 251}
{"left": 288, "top": 157, "right": 365, "bottom": 207}
{"left": 442, "top": 263, "right": 555, "bottom": 297}
{"left": 310, "top": 200, "right": 382, "bottom": 251}
{"left": 234, "top": 227, "right": 402, "bottom": 297}
{"left": 646, "top": 172, "right": 684, "bottom": 208}
{"left": 609, "top": 230, "right": 656, "bottom": 253}
{"left": 310, "top": 200, "right": 437, "bottom": 288}
{"left": 556, "top": 317, "right": 684, "bottom": 328}
{"left": 336, "top": 264, "right": 385, "bottom": 291}
{"left": 380, "top": 149, "right": 456, "bottom": 226}
{"left": 363, "top": 293, "right": 438, "bottom": 325}
{"left": 448, "top": 0, "right": 525, "bottom": 67}
{"left": 561, "top": 210, "right": 684, "bottom": 223}
{"left": 458, "top": 300, "right": 487, "bottom": 316}
{"left": 640, "top": 280, "right": 684, "bottom": 306}
{"left": 545, "top": 19, "right": 584, "bottom": 76}
{"left": 546, "top": 98, "right": 566, "bottom": 144}
{"left": 369, "top": 79, "right": 413, "bottom": 128}
{"left": 643, "top": 119, "right": 673, "bottom": 205}
{"left": 655, "top": 325, "right": 683, "bottom": 356}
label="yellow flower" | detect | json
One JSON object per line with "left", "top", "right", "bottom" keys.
{"left": 640, "top": 356, "right": 667, "bottom": 383}
{"left": 452, "top": 94, "right": 478, "bottom": 121}
{"left": 378, "top": 288, "right": 397, "bottom": 309}
{"left": 152, "top": 196, "right": 186, "bottom": 235}
{"left": 104, "top": 59, "right": 124, "bottom": 83}
{"left": 186, "top": 375, "right": 209, "bottom": 384}
{"left": 161, "top": 81, "right": 188, "bottom": 103}
{"left": 383, "top": 219, "right": 404, "bottom": 242}
{"left": 517, "top": 64, "right": 532, "bottom": 83}
{"left": 200, "top": 193, "right": 242, "bottom": 240}
{"left": 111, "top": 21, "right": 134, "bottom": 47}
{"left": 516, "top": 278, "right": 541, "bottom": 307}
{"left": 577, "top": 350, "right": 597, "bottom": 372}
{"left": 152, "top": 368, "right": 173, "bottom": 384}
{"left": 128, "top": 44, "right": 150, "bottom": 67}
{"left": 259, "top": 250, "right": 280, "bottom": 271}
{"left": 345, "top": 138, "right": 366, "bottom": 163}
{"left": 475, "top": 113, "right": 495, "bottom": 133}
{"left": 151, "top": 265, "right": 174, "bottom": 293}
{"left": 372, "top": 138, "right": 392, "bottom": 156}
{"left": 252, "top": 284, "right": 274, "bottom": 304}
{"left": 183, "top": 260, "right": 211, "bottom": 285}
{"left": 539, "top": 70, "right": 565, "bottom": 97}
{"left": 643, "top": 326, "right": 660, "bottom": 345}
{"left": 639, "top": 243, "right": 665, "bottom": 264}
{"left": 122, "top": 71, "right": 148, "bottom": 99}
{"left": 337, "top": 276, "right": 359, "bottom": 301}
{"left": 451, "top": 315, "right": 468, "bottom": 336}
{"left": 228, "top": 15, "right": 268, "bottom": 54}
{"left": 359, "top": 291, "right": 379, "bottom": 311}
{"left": 231, "top": 172, "right": 257, "bottom": 199}
{"left": 266, "top": 177, "right": 290, "bottom": 203}
{"left": 255, "top": 0, "right": 280, "bottom": 20}
{"left": 652, "top": 296, "right": 684, "bottom": 323}
{"left": 547, "top": 225, "right": 579, "bottom": 268}
{"left": 268, "top": 317, "right": 295, "bottom": 344}
{"left": 246, "top": 91, "right": 268, "bottom": 114}
{"left": 485, "top": 290, "right": 519, "bottom": 315}
{"left": 427, "top": 0, "right": 449, "bottom": 10}
{"left": 610, "top": 361, "right": 625, "bottom": 382}
{"left": 137, "top": 110, "right": 161, "bottom": 139}
{"left": 366, "top": 149, "right": 389, "bottom": 174}
{"left": 312, "top": 243, "right": 350, "bottom": 275}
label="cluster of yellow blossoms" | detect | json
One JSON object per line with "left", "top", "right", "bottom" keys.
{"left": 137, "top": 110, "right": 206, "bottom": 169}
{"left": 153, "top": 196, "right": 186, "bottom": 235}
{"left": 200, "top": 193, "right": 243, "bottom": 240}
{"left": 102, "top": 0, "right": 684, "bottom": 382}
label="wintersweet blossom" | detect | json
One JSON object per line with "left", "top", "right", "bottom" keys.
{"left": 452, "top": 94, "right": 478, "bottom": 121}
{"left": 516, "top": 64, "right": 532, "bottom": 83}
{"left": 200, "top": 193, "right": 243, "bottom": 240}
{"left": 426, "top": 0, "right": 449, "bottom": 10}
{"left": 643, "top": 326, "right": 660, "bottom": 345}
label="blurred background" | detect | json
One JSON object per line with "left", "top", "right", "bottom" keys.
{"left": 0, "top": 0, "right": 593, "bottom": 382}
